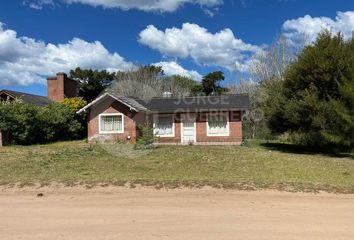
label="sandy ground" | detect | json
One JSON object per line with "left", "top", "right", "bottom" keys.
{"left": 0, "top": 186, "right": 354, "bottom": 240}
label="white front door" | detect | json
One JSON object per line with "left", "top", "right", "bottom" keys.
{"left": 181, "top": 113, "right": 196, "bottom": 143}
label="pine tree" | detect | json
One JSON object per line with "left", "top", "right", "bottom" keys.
{"left": 266, "top": 30, "right": 354, "bottom": 149}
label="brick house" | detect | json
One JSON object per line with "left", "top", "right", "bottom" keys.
{"left": 77, "top": 92, "right": 250, "bottom": 145}
{"left": 1, "top": 71, "right": 250, "bottom": 146}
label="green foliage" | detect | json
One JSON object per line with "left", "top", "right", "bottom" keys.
{"left": 0, "top": 102, "right": 38, "bottom": 144}
{"left": 264, "top": 30, "right": 354, "bottom": 149}
{"left": 60, "top": 97, "right": 88, "bottom": 139}
{"left": 200, "top": 71, "right": 226, "bottom": 95}
{"left": 242, "top": 117, "right": 273, "bottom": 140}
{"left": 0, "top": 100, "right": 85, "bottom": 145}
{"left": 60, "top": 97, "right": 87, "bottom": 112}
{"left": 134, "top": 123, "right": 157, "bottom": 150}
{"left": 115, "top": 65, "right": 164, "bottom": 81}
{"left": 261, "top": 79, "right": 290, "bottom": 134}
{"left": 35, "top": 104, "right": 83, "bottom": 143}
{"left": 139, "top": 65, "right": 164, "bottom": 76}
{"left": 70, "top": 67, "right": 115, "bottom": 102}
{"left": 191, "top": 84, "right": 204, "bottom": 95}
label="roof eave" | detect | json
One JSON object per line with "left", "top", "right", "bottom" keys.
{"left": 148, "top": 107, "right": 250, "bottom": 114}
{"left": 0, "top": 90, "right": 17, "bottom": 100}
{"left": 76, "top": 93, "right": 141, "bottom": 114}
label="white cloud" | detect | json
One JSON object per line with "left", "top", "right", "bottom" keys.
{"left": 139, "top": 23, "right": 260, "bottom": 71}
{"left": 283, "top": 11, "right": 354, "bottom": 45}
{"left": 24, "top": 0, "right": 222, "bottom": 12}
{"left": 23, "top": 0, "right": 55, "bottom": 10}
{"left": 154, "top": 61, "right": 202, "bottom": 80}
{"left": 0, "top": 22, "right": 135, "bottom": 85}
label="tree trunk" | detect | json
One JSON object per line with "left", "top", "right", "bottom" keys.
{"left": 250, "top": 120, "right": 256, "bottom": 139}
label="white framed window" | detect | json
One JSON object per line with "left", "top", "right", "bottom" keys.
{"left": 153, "top": 114, "right": 175, "bottom": 137}
{"left": 99, "top": 113, "right": 124, "bottom": 134}
{"left": 207, "top": 112, "right": 229, "bottom": 136}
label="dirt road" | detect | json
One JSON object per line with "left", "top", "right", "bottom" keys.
{"left": 1, "top": 186, "right": 353, "bottom": 240}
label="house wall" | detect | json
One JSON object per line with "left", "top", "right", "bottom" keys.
{"left": 154, "top": 113, "right": 182, "bottom": 144}
{"left": 88, "top": 98, "right": 146, "bottom": 142}
{"left": 154, "top": 111, "right": 243, "bottom": 145}
{"left": 195, "top": 111, "right": 242, "bottom": 144}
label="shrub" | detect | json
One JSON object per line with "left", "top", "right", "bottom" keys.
{"left": 60, "top": 97, "right": 87, "bottom": 112}
{"left": 134, "top": 123, "right": 157, "bottom": 150}
{"left": 0, "top": 98, "right": 86, "bottom": 145}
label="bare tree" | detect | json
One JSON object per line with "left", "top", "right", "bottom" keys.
{"left": 161, "top": 75, "right": 197, "bottom": 98}
{"left": 249, "top": 34, "right": 302, "bottom": 83}
{"left": 228, "top": 79, "right": 258, "bottom": 96}
{"left": 109, "top": 66, "right": 198, "bottom": 99}
{"left": 228, "top": 80, "right": 266, "bottom": 139}
{"left": 162, "top": 79, "right": 191, "bottom": 97}
{"left": 226, "top": 34, "right": 308, "bottom": 139}
{"left": 109, "top": 66, "right": 163, "bottom": 99}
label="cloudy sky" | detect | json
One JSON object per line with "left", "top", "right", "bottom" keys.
{"left": 0, "top": 0, "right": 353, "bottom": 96}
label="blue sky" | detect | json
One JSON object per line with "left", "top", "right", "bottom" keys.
{"left": 0, "top": 0, "right": 353, "bottom": 96}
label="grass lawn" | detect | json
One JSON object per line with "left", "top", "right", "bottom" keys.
{"left": 0, "top": 140, "right": 353, "bottom": 193}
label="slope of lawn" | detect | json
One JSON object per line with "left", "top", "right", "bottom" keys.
{"left": 0, "top": 141, "right": 353, "bottom": 193}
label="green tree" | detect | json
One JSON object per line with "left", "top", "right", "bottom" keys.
{"left": 266, "top": 30, "right": 354, "bottom": 149}
{"left": 0, "top": 102, "right": 38, "bottom": 144}
{"left": 201, "top": 71, "right": 226, "bottom": 95}
{"left": 70, "top": 67, "right": 116, "bottom": 102}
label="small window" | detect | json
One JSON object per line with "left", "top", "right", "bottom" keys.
{"left": 154, "top": 115, "right": 174, "bottom": 137}
{"left": 99, "top": 114, "right": 123, "bottom": 134}
{"left": 207, "top": 113, "right": 229, "bottom": 136}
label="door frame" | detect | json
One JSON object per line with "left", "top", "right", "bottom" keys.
{"left": 180, "top": 113, "right": 197, "bottom": 144}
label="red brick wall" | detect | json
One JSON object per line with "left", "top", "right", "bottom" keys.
{"left": 155, "top": 113, "right": 182, "bottom": 143}
{"left": 88, "top": 98, "right": 146, "bottom": 142}
{"left": 196, "top": 111, "right": 242, "bottom": 143}
{"left": 47, "top": 75, "right": 63, "bottom": 102}
{"left": 47, "top": 73, "right": 77, "bottom": 102}
{"left": 154, "top": 111, "right": 242, "bottom": 145}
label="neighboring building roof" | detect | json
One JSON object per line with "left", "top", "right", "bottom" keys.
{"left": 0, "top": 89, "right": 53, "bottom": 106}
{"left": 141, "top": 94, "right": 250, "bottom": 113}
{"left": 77, "top": 92, "right": 250, "bottom": 114}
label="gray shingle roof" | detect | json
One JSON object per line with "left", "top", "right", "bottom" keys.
{"left": 134, "top": 94, "right": 250, "bottom": 113}
{"left": 0, "top": 90, "right": 52, "bottom": 106}
{"left": 111, "top": 94, "right": 148, "bottom": 111}
{"left": 77, "top": 92, "right": 250, "bottom": 114}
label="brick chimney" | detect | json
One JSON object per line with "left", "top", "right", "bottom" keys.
{"left": 47, "top": 72, "right": 78, "bottom": 102}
